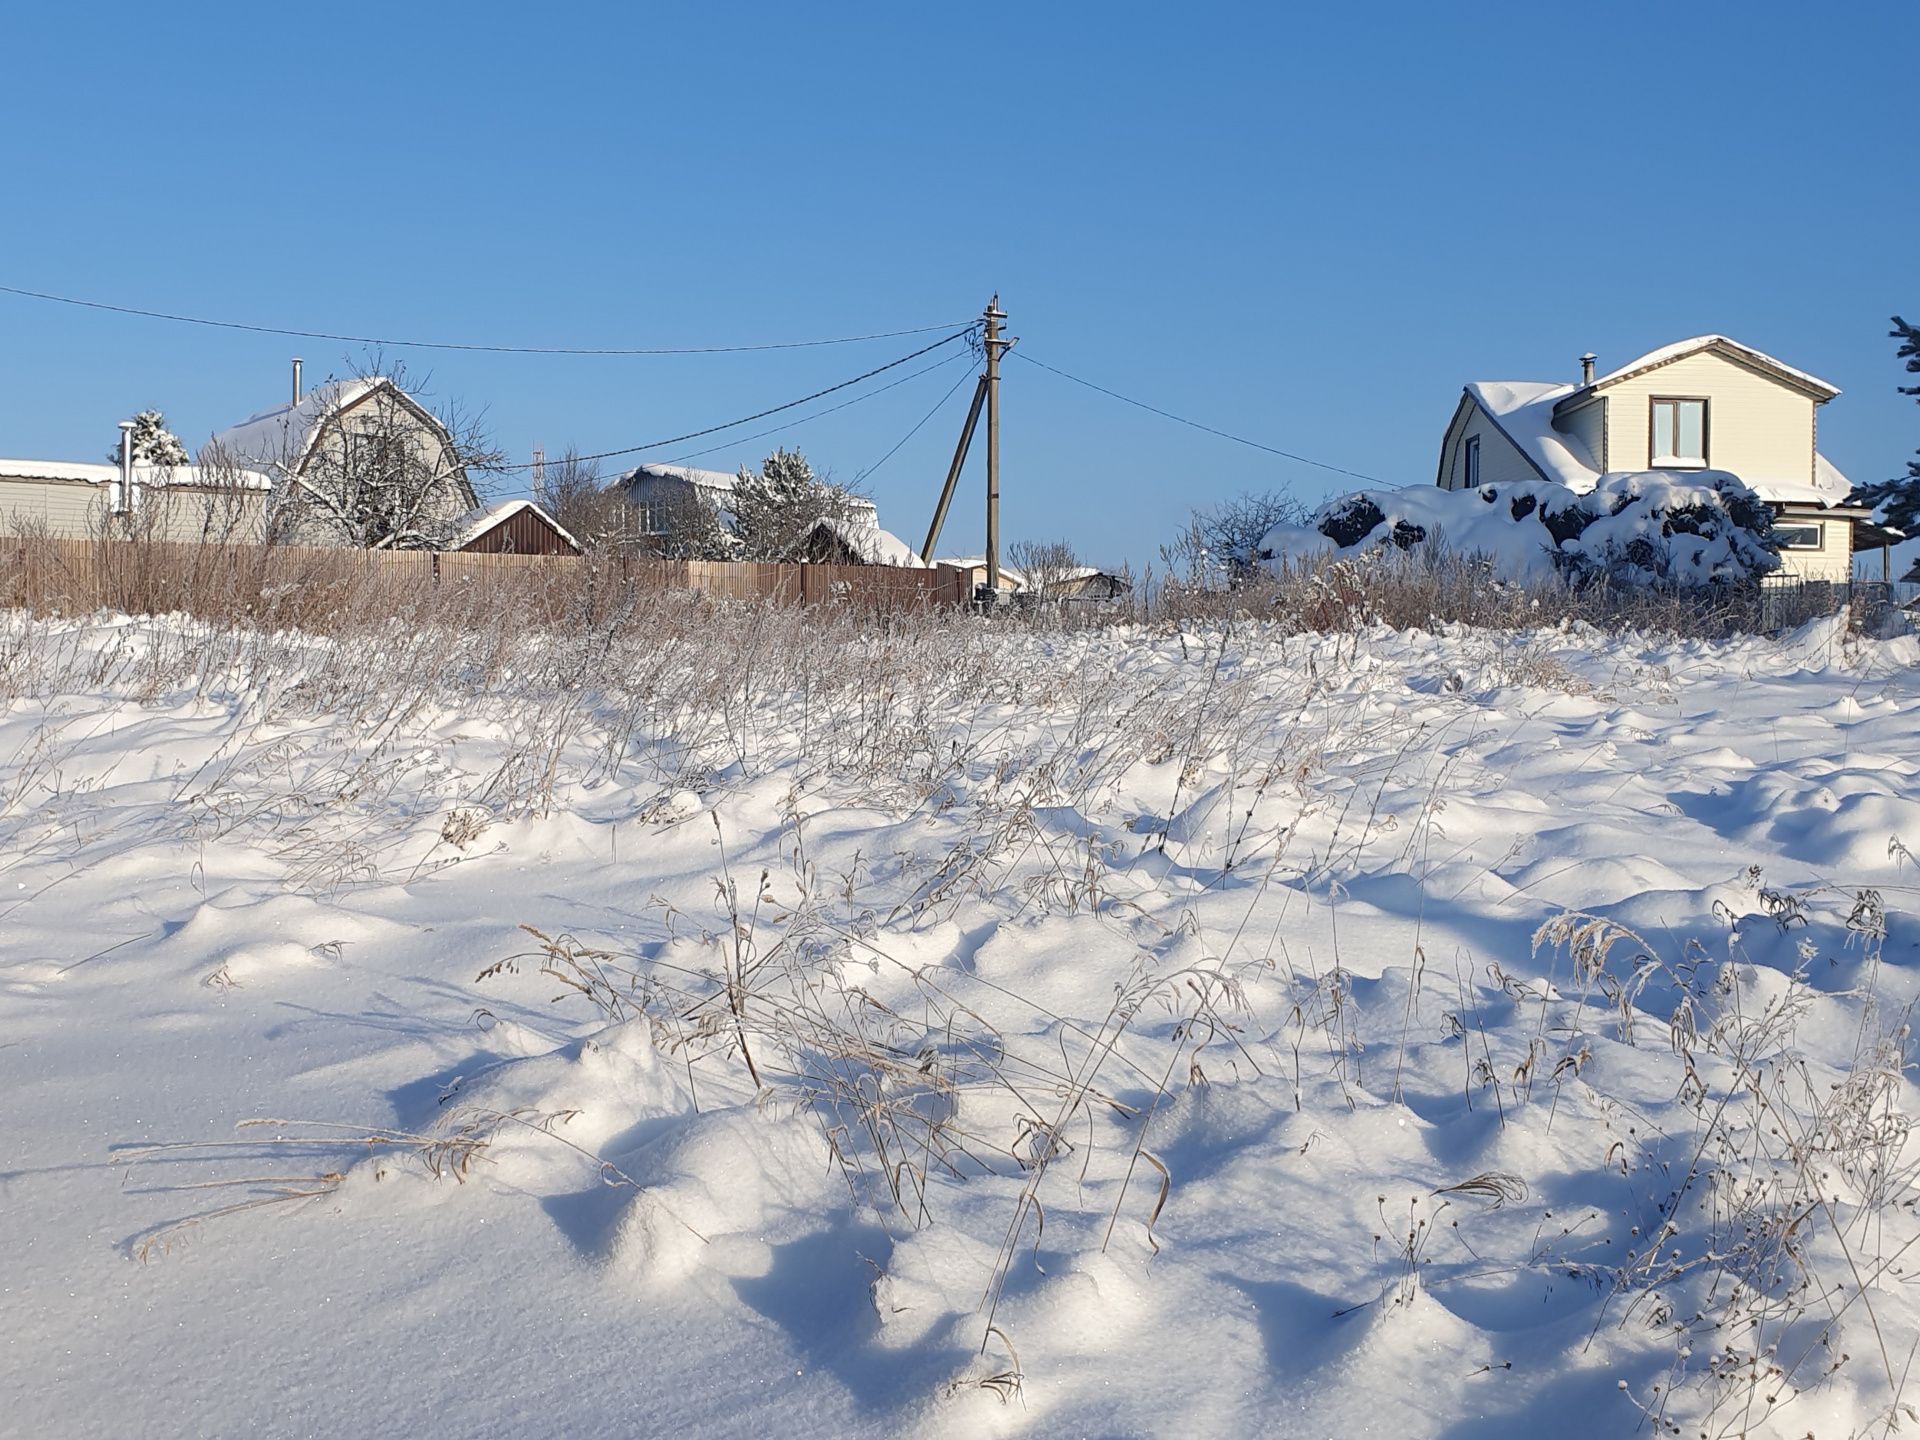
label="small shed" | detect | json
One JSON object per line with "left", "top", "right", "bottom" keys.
{"left": 451, "top": 499, "right": 581, "bottom": 555}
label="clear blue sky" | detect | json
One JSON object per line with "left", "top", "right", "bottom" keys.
{"left": 2, "top": 2, "right": 1914, "bottom": 572}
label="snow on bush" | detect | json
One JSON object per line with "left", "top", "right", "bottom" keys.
{"left": 1261, "top": 471, "right": 1780, "bottom": 588}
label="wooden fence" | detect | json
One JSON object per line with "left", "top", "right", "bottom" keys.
{"left": 0, "top": 536, "right": 973, "bottom": 626}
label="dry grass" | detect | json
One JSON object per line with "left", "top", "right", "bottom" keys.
{"left": 29, "top": 529, "right": 1902, "bottom": 1426}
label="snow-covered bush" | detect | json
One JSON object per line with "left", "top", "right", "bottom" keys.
{"left": 1261, "top": 472, "right": 1780, "bottom": 589}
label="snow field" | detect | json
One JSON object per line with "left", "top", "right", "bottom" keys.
{"left": 3, "top": 604, "right": 1919, "bottom": 1437}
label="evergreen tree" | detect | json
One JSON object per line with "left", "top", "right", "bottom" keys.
{"left": 1846, "top": 317, "right": 1920, "bottom": 572}
{"left": 109, "top": 410, "right": 190, "bottom": 467}
{"left": 728, "top": 448, "right": 860, "bottom": 561}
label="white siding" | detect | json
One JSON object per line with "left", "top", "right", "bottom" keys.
{"left": 0, "top": 478, "right": 267, "bottom": 542}
{"left": 277, "top": 389, "right": 473, "bottom": 546}
{"left": 0, "top": 477, "right": 106, "bottom": 535}
{"left": 1600, "top": 350, "right": 1817, "bottom": 485}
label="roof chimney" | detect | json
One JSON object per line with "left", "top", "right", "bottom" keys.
{"left": 1580, "top": 352, "right": 1596, "bottom": 386}
{"left": 115, "top": 419, "right": 134, "bottom": 515}
{"left": 291, "top": 357, "right": 303, "bottom": 405}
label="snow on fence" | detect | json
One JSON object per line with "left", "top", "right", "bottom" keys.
{"left": 0, "top": 536, "right": 972, "bottom": 624}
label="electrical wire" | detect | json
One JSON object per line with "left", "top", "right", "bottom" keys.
{"left": 0, "top": 282, "right": 975, "bottom": 357}
{"left": 500, "top": 328, "right": 977, "bottom": 472}
{"left": 855, "top": 365, "right": 978, "bottom": 482}
{"left": 1011, "top": 349, "right": 1387, "bottom": 486}
{"left": 666, "top": 350, "right": 974, "bottom": 469}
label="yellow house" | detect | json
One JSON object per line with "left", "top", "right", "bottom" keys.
{"left": 1435, "top": 336, "right": 1870, "bottom": 581}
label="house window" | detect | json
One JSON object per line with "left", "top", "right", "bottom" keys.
{"left": 1463, "top": 435, "right": 1480, "bottom": 489}
{"left": 347, "top": 428, "right": 393, "bottom": 480}
{"left": 1650, "top": 398, "right": 1707, "bottom": 467}
{"left": 1774, "top": 521, "right": 1823, "bottom": 550}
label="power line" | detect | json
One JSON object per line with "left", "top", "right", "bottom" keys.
{"left": 1011, "top": 349, "right": 1387, "bottom": 486}
{"left": 856, "top": 364, "right": 977, "bottom": 482}
{"left": 501, "top": 328, "right": 977, "bottom": 473}
{"left": 0, "top": 282, "right": 975, "bottom": 357}
{"left": 666, "top": 351, "right": 974, "bottom": 469}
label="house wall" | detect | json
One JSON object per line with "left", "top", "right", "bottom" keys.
{"left": 1439, "top": 405, "right": 1543, "bottom": 489}
{"left": 1558, "top": 396, "right": 1607, "bottom": 472}
{"left": 622, "top": 474, "right": 716, "bottom": 532}
{"left": 461, "top": 508, "right": 579, "bottom": 555}
{"left": 1600, "top": 350, "right": 1817, "bottom": 483}
{"left": 1770, "top": 507, "right": 1853, "bottom": 583}
{"left": 282, "top": 389, "right": 474, "bottom": 547}
{"left": 0, "top": 477, "right": 106, "bottom": 535}
{"left": 944, "top": 562, "right": 1025, "bottom": 593}
{"left": 0, "top": 478, "right": 267, "bottom": 542}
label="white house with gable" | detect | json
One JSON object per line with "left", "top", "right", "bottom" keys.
{"left": 1435, "top": 336, "right": 1873, "bottom": 581}
{"left": 207, "top": 375, "right": 478, "bottom": 549}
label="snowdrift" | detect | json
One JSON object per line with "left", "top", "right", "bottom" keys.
{"left": 7, "top": 608, "right": 1920, "bottom": 1439}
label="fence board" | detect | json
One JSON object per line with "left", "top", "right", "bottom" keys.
{"left": 0, "top": 537, "right": 969, "bottom": 623}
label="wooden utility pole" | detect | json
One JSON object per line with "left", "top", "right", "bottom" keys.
{"left": 984, "top": 295, "right": 1008, "bottom": 592}
{"left": 918, "top": 296, "right": 1014, "bottom": 593}
{"left": 920, "top": 375, "right": 987, "bottom": 566}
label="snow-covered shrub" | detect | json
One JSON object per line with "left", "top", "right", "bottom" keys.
{"left": 1261, "top": 473, "right": 1780, "bottom": 589}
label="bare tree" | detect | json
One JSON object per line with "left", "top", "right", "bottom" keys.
{"left": 1007, "top": 538, "right": 1084, "bottom": 601}
{"left": 533, "top": 448, "right": 634, "bottom": 551}
{"left": 256, "top": 356, "right": 505, "bottom": 551}
{"left": 1187, "top": 489, "right": 1306, "bottom": 585}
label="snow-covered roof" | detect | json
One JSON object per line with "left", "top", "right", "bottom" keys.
{"left": 205, "top": 378, "right": 393, "bottom": 474}
{"left": 1752, "top": 451, "right": 1863, "bottom": 510}
{"left": 619, "top": 462, "right": 740, "bottom": 496}
{"left": 1464, "top": 381, "right": 1600, "bottom": 488}
{"left": 619, "top": 463, "right": 880, "bottom": 517}
{"left": 809, "top": 516, "right": 924, "bottom": 567}
{"left": 0, "top": 458, "right": 272, "bottom": 491}
{"left": 449, "top": 498, "right": 580, "bottom": 552}
{"left": 1573, "top": 335, "right": 1840, "bottom": 401}
{"left": 1461, "top": 365, "right": 1857, "bottom": 510}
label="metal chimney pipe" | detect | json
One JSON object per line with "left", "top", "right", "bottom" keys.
{"left": 1580, "top": 353, "right": 1596, "bottom": 386}
{"left": 292, "top": 357, "right": 303, "bottom": 405}
{"left": 116, "top": 420, "right": 134, "bottom": 515}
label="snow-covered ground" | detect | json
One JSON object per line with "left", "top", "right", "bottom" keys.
{"left": 5, "top": 607, "right": 1920, "bottom": 1438}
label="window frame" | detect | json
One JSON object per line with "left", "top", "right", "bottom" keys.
{"left": 1463, "top": 434, "right": 1480, "bottom": 489}
{"left": 1773, "top": 521, "right": 1824, "bottom": 551}
{"left": 1649, "top": 395, "right": 1710, "bottom": 469}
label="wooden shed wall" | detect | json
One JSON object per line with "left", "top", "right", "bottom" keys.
{"left": 460, "top": 508, "right": 579, "bottom": 555}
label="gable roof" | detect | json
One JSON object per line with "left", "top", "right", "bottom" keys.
{"left": 206, "top": 379, "right": 383, "bottom": 473}
{"left": 618, "top": 461, "right": 741, "bottom": 497}
{"left": 206, "top": 378, "right": 455, "bottom": 476}
{"left": 1462, "top": 381, "right": 1601, "bottom": 487}
{"left": 449, "top": 498, "right": 581, "bottom": 553}
{"left": 806, "top": 515, "right": 924, "bottom": 566}
{"left": 1552, "top": 335, "right": 1839, "bottom": 416}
